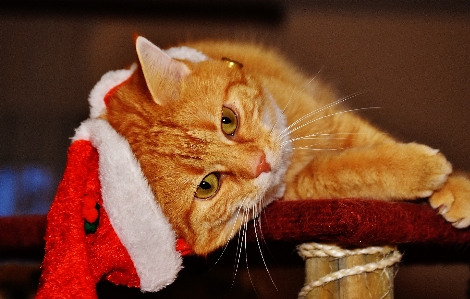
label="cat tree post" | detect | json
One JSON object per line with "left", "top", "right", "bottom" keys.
{"left": 302, "top": 249, "right": 338, "bottom": 299}
{"left": 298, "top": 243, "right": 400, "bottom": 299}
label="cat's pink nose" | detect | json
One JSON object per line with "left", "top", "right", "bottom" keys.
{"left": 255, "top": 153, "right": 271, "bottom": 177}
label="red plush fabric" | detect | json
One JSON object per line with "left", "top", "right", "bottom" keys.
{"left": 35, "top": 140, "right": 139, "bottom": 299}
{"left": 2, "top": 198, "right": 470, "bottom": 259}
{"left": 249, "top": 199, "right": 470, "bottom": 247}
{"left": 2, "top": 196, "right": 470, "bottom": 259}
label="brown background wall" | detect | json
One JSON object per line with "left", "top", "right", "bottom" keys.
{"left": 0, "top": 2, "right": 469, "bottom": 298}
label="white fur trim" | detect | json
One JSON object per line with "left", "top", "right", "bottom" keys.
{"left": 70, "top": 44, "right": 208, "bottom": 290}
{"left": 73, "top": 119, "right": 182, "bottom": 292}
{"left": 88, "top": 64, "right": 137, "bottom": 119}
{"left": 164, "top": 46, "right": 209, "bottom": 63}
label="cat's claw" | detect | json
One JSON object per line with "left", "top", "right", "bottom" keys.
{"left": 429, "top": 175, "right": 470, "bottom": 228}
{"left": 452, "top": 218, "right": 470, "bottom": 229}
{"left": 437, "top": 204, "right": 449, "bottom": 216}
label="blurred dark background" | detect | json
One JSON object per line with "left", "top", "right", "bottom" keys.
{"left": 0, "top": 1, "right": 469, "bottom": 298}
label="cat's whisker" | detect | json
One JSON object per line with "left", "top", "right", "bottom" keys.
{"left": 280, "top": 129, "right": 333, "bottom": 144}
{"left": 282, "top": 133, "right": 360, "bottom": 146}
{"left": 244, "top": 207, "right": 259, "bottom": 298}
{"left": 269, "top": 70, "right": 322, "bottom": 136}
{"left": 256, "top": 201, "right": 272, "bottom": 255}
{"left": 231, "top": 210, "right": 248, "bottom": 289}
{"left": 277, "top": 92, "right": 363, "bottom": 141}
{"left": 299, "top": 68, "right": 323, "bottom": 94}
{"left": 306, "top": 67, "right": 324, "bottom": 87}
{"left": 289, "top": 142, "right": 342, "bottom": 149}
{"left": 269, "top": 84, "right": 299, "bottom": 136}
{"left": 256, "top": 208, "right": 278, "bottom": 271}
{"left": 281, "top": 137, "right": 349, "bottom": 146}
{"left": 228, "top": 198, "right": 248, "bottom": 240}
{"left": 211, "top": 197, "right": 248, "bottom": 270}
{"left": 281, "top": 106, "right": 380, "bottom": 140}
{"left": 277, "top": 105, "right": 342, "bottom": 141}
{"left": 252, "top": 202, "right": 278, "bottom": 291}
{"left": 230, "top": 231, "right": 242, "bottom": 289}
{"left": 290, "top": 146, "right": 346, "bottom": 151}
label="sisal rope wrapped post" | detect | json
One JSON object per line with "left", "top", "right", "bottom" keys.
{"left": 297, "top": 243, "right": 402, "bottom": 299}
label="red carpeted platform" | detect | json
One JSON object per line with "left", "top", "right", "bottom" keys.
{"left": 1, "top": 198, "right": 470, "bottom": 259}
{"left": 248, "top": 199, "right": 470, "bottom": 247}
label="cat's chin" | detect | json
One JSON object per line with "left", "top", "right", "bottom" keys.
{"left": 218, "top": 173, "right": 288, "bottom": 246}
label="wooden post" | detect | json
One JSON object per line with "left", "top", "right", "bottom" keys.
{"left": 298, "top": 243, "right": 401, "bottom": 299}
{"left": 305, "top": 255, "right": 338, "bottom": 299}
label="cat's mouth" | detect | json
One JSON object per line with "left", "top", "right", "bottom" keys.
{"left": 220, "top": 142, "right": 291, "bottom": 239}
{"left": 222, "top": 206, "right": 257, "bottom": 241}
{"left": 212, "top": 136, "right": 291, "bottom": 250}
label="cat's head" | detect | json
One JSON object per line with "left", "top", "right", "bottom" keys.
{"left": 105, "top": 37, "right": 291, "bottom": 255}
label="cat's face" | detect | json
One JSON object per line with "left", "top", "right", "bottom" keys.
{"left": 105, "top": 37, "right": 291, "bottom": 255}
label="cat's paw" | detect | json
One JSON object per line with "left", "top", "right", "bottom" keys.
{"left": 404, "top": 143, "right": 452, "bottom": 198}
{"left": 429, "top": 175, "right": 470, "bottom": 228}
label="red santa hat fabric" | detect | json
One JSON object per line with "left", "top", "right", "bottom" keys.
{"left": 35, "top": 50, "right": 207, "bottom": 297}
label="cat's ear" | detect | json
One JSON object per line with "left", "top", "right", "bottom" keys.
{"left": 136, "top": 36, "right": 190, "bottom": 105}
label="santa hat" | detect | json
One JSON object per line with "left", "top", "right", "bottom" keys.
{"left": 36, "top": 45, "right": 208, "bottom": 298}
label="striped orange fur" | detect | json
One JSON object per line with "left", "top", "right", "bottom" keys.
{"left": 103, "top": 37, "right": 470, "bottom": 255}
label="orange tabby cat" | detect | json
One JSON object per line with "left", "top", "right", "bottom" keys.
{"left": 104, "top": 36, "right": 470, "bottom": 256}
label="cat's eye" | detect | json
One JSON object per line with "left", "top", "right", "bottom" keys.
{"left": 221, "top": 107, "right": 238, "bottom": 136}
{"left": 195, "top": 173, "right": 220, "bottom": 199}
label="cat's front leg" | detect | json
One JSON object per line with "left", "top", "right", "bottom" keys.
{"left": 285, "top": 142, "right": 452, "bottom": 202}
{"left": 429, "top": 174, "right": 470, "bottom": 228}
